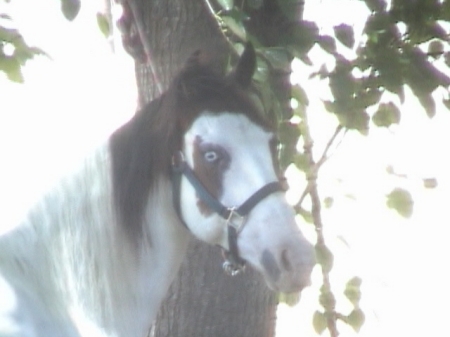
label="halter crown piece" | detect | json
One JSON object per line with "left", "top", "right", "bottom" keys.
{"left": 171, "top": 152, "right": 285, "bottom": 276}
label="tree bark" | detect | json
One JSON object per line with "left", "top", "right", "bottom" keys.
{"left": 150, "top": 241, "right": 277, "bottom": 337}
{"left": 131, "top": 0, "right": 229, "bottom": 104}
{"left": 120, "top": 0, "right": 278, "bottom": 336}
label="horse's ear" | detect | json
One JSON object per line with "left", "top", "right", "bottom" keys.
{"left": 232, "top": 42, "right": 256, "bottom": 88}
{"left": 176, "top": 49, "right": 215, "bottom": 100}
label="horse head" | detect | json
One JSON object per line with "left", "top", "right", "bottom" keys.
{"left": 172, "top": 44, "right": 315, "bottom": 293}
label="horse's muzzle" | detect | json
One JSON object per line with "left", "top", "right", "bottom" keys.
{"left": 259, "top": 238, "right": 315, "bottom": 293}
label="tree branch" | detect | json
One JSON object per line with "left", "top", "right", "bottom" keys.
{"left": 298, "top": 110, "right": 339, "bottom": 337}
{"left": 294, "top": 125, "right": 345, "bottom": 211}
{"left": 122, "top": 0, "right": 163, "bottom": 95}
{"left": 315, "top": 125, "right": 345, "bottom": 169}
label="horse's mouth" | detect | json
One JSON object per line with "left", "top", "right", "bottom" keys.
{"left": 262, "top": 269, "right": 313, "bottom": 294}
{"left": 258, "top": 248, "right": 314, "bottom": 294}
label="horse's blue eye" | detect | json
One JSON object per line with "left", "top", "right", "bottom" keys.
{"left": 204, "top": 151, "right": 219, "bottom": 162}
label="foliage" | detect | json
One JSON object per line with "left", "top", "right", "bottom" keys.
{"left": 387, "top": 187, "right": 414, "bottom": 218}
{"left": 97, "top": 12, "right": 111, "bottom": 38}
{"left": 0, "top": 5, "right": 47, "bottom": 83}
{"left": 0, "top": 0, "right": 113, "bottom": 82}
{"left": 213, "top": 0, "right": 450, "bottom": 335}
{"left": 60, "top": 0, "right": 80, "bottom": 21}
{"left": 3, "top": 0, "right": 448, "bottom": 335}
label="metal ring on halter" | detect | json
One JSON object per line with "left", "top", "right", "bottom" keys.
{"left": 225, "top": 207, "right": 246, "bottom": 233}
{"left": 171, "top": 152, "right": 284, "bottom": 277}
{"left": 222, "top": 259, "right": 245, "bottom": 276}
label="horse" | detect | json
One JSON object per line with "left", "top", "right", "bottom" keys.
{"left": 0, "top": 43, "right": 315, "bottom": 337}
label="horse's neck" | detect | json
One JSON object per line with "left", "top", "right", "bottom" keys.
{"left": 122, "top": 178, "right": 191, "bottom": 332}
{"left": 0, "top": 144, "right": 190, "bottom": 337}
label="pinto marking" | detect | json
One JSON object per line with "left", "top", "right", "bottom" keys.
{"left": 0, "top": 43, "right": 315, "bottom": 337}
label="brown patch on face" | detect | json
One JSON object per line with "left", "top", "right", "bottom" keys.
{"left": 196, "top": 200, "right": 214, "bottom": 217}
{"left": 192, "top": 135, "right": 230, "bottom": 216}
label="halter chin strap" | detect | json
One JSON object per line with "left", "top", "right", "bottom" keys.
{"left": 171, "top": 152, "right": 285, "bottom": 276}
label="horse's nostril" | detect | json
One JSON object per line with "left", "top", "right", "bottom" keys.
{"left": 281, "top": 249, "right": 292, "bottom": 272}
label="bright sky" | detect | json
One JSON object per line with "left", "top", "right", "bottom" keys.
{"left": 0, "top": 0, "right": 136, "bottom": 229}
{"left": 1, "top": 1, "right": 450, "bottom": 337}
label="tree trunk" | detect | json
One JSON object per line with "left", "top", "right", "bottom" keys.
{"left": 129, "top": 0, "right": 230, "bottom": 104}
{"left": 120, "top": 0, "right": 278, "bottom": 336}
{"left": 150, "top": 241, "right": 277, "bottom": 337}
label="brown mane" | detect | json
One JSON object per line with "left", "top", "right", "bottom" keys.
{"left": 109, "top": 44, "right": 272, "bottom": 239}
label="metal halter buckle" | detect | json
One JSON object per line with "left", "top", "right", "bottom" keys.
{"left": 222, "top": 259, "right": 245, "bottom": 276}
{"left": 225, "top": 207, "right": 246, "bottom": 233}
{"left": 171, "top": 152, "right": 284, "bottom": 278}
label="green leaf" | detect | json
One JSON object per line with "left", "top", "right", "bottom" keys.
{"left": 372, "top": 102, "right": 401, "bottom": 127}
{"left": 313, "top": 310, "right": 327, "bottom": 334}
{"left": 263, "top": 48, "right": 291, "bottom": 71}
{"left": 334, "top": 24, "right": 355, "bottom": 49}
{"left": 324, "top": 196, "right": 334, "bottom": 208}
{"left": 443, "top": 97, "right": 450, "bottom": 111}
{"left": 323, "top": 100, "right": 334, "bottom": 113}
{"left": 292, "top": 84, "right": 309, "bottom": 106}
{"left": 386, "top": 187, "right": 414, "bottom": 218}
{"left": 222, "top": 8, "right": 249, "bottom": 22}
{"left": 347, "top": 276, "right": 362, "bottom": 288}
{"left": 317, "top": 35, "right": 336, "bottom": 54}
{"left": 278, "top": 292, "right": 300, "bottom": 306}
{"left": 0, "top": 55, "right": 24, "bottom": 83}
{"left": 217, "top": 0, "right": 234, "bottom": 11}
{"left": 358, "top": 87, "right": 383, "bottom": 108}
{"left": 290, "top": 21, "right": 319, "bottom": 56}
{"left": 445, "top": 52, "right": 450, "bottom": 68}
{"left": 386, "top": 165, "right": 394, "bottom": 175}
{"left": 418, "top": 94, "right": 436, "bottom": 118}
{"left": 26, "top": 46, "right": 48, "bottom": 58}
{"left": 329, "top": 59, "right": 355, "bottom": 101}
{"left": 60, "top": 0, "right": 81, "bottom": 21}
{"left": 428, "top": 40, "right": 444, "bottom": 58}
{"left": 373, "top": 55, "right": 404, "bottom": 97}
{"left": 347, "top": 308, "right": 365, "bottom": 332}
{"left": 319, "top": 286, "right": 336, "bottom": 310}
{"left": 423, "top": 178, "right": 438, "bottom": 189}
{"left": 364, "top": 0, "right": 387, "bottom": 12}
{"left": 222, "top": 16, "right": 246, "bottom": 41}
{"left": 315, "top": 243, "right": 334, "bottom": 273}
{"left": 298, "top": 54, "right": 313, "bottom": 66}
{"left": 336, "top": 107, "right": 370, "bottom": 135}
{"left": 428, "top": 23, "right": 448, "bottom": 41}
{"left": 278, "top": 0, "right": 304, "bottom": 21}
{"left": 309, "top": 64, "right": 329, "bottom": 80}
{"left": 293, "top": 153, "right": 309, "bottom": 172}
{"left": 6, "top": 66, "right": 24, "bottom": 83}
{"left": 96, "top": 13, "right": 111, "bottom": 38}
{"left": 442, "top": 0, "right": 450, "bottom": 20}
{"left": 404, "top": 47, "right": 450, "bottom": 97}
{"left": 297, "top": 208, "right": 313, "bottom": 223}
{"left": 0, "top": 26, "right": 20, "bottom": 43}
{"left": 278, "top": 121, "right": 300, "bottom": 169}
{"left": 344, "top": 276, "right": 362, "bottom": 306}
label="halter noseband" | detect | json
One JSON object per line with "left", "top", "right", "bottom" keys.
{"left": 171, "top": 152, "right": 285, "bottom": 276}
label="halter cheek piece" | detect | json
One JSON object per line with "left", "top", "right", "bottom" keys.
{"left": 171, "top": 152, "right": 286, "bottom": 276}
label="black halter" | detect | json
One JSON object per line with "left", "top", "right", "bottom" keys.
{"left": 171, "top": 152, "right": 285, "bottom": 276}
